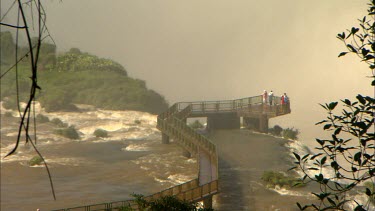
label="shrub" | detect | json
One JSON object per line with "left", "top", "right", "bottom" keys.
{"left": 272, "top": 125, "right": 283, "bottom": 136}
{"left": 261, "top": 171, "right": 304, "bottom": 189}
{"left": 36, "top": 114, "right": 49, "bottom": 123}
{"left": 28, "top": 156, "right": 43, "bottom": 166}
{"left": 93, "top": 128, "right": 108, "bottom": 138}
{"left": 51, "top": 118, "right": 68, "bottom": 128}
{"left": 189, "top": 120, "right": 204, "bottom": 129}
{"left": 268, "top": 125, "right": 283, "bottom": 136}
{"left": 55, "top": 126, "right": 80, "bottom": 139}
{"left": 282, "top": 127, "right": 299, "bottom": 140}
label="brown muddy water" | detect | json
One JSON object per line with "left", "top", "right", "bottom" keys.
{"left": 1, "top": 105, "right": 371, "bottom": 210}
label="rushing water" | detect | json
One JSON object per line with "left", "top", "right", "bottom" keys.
{"left": 0, "top": 103, "right": 196, "bottom": 211}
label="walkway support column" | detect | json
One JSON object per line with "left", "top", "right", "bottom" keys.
{"left": 203, "top": 196, "right": 213, "bottom": 209}
{"left": 243, "top": 117, "right": 259, "bottom": 130}
{"left": 162, "top": 133, "right": 170, "bottom": 144}
{"left": 259, "top": 114, "right": 269, "bottom": 133}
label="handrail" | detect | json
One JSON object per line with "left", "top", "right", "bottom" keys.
{"left": 176, "top": 95, "right": 289, "bottom": 116}
{"left": 51, "top": 180, "right": 219, "bottom": 211}
{"left": 156, "top": 97, "right": 220, "bottom": 203}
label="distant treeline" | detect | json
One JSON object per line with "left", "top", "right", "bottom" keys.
{"left": 0, "top": 31, "right": 168, "bottom": 114}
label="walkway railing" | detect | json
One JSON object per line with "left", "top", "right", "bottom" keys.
{"left": 177, "top": 95, "right": 290, "bottom": 117}
{"left": 51, "top": 179, "right": 218, "bottom": 211}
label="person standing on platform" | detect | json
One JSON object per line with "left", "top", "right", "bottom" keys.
{"left": 284, "top": 93, "right": 289, "bottom": 104}
{"left": 268, "top": 90, "right": 274, "bottom": 105}
{"left": 281, "top": 93, "right": 285, "bottom": 105}
{"left": 262, "top": 90, "right": 268, "bottom": 104}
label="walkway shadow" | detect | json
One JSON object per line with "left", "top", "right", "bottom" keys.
{"left": 213, "top": 156, "right": 251, "bottom": 210}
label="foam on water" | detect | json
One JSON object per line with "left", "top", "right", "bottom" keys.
{"left": 1, "top": 144, "right": 36, "bottom": 163}
{"left": 122, "top": 144, "right": 150, "bottom": 152}
{"left": 167, "top": 174, "right": 195, "bottom": 185}
{"left": 132, "top": 151, "right": 196, "bottom": 186}
{"left": 271, "top": 185, "right": 312, "bottom": 197}
{"left": 46, "top": 157, "right": 95, "bottom": 166}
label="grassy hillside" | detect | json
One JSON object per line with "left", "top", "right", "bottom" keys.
{"left": 1, "top": 32, "right": 168, "bottom": 114}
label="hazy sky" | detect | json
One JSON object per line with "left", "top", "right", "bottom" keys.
{"left": 1, "top": 0, "right": 373, "bottom": 148}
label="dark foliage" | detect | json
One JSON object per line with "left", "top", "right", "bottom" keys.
{"left": 125, "top": 194, "right": 214, "bottom": 211}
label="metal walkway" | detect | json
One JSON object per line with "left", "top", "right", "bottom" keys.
{"left": 53, "top": 95, "right": 290, "bottom": 210}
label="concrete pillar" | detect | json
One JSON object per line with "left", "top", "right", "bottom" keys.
{"left": 198, "top": 151, "right": 211, "bottom": 185}
{"left": 243, "top": 116, "right": 268, "bottom": 133}
{"left": 203, "top": 196, "right": 213, "bottom": 209}
{"left": 259, "top": 115, "right": 269, "bottom": 133}
{"left": 243, "top": 117, "right": 259, "bottom": 130}
{"left": 162, "top": 133, "right": 169, "bottom": 144}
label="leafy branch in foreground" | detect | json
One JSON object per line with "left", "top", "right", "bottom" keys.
{"left": 293, "top": 1, "right": 375, "bottom": 210}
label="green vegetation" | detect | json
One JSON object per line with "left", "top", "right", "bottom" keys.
{"left": 55, "top": 126, "right": 80, "bottom": 140}
{"left": 28, "top": 156, "right": 43, "bottom": 166}
{"left": 189, "top": 120, "right": 204, "bottom": 129}
{"left": 1, "top": 33, "right": 169, "bottom": 114}
{"left": 35, "top": 114, "right": 50, "bottom": 123}
{"left": 268, "top": 125, "right": 283, "bottom": 136}
{"left": 1, "top": 31, "right": 57, "bottom": 70}
{"left": 93, "top": 128, "right": 108, "bottom": 138}
{"left": 261, "top": 171, "right": 304, "bottom": 189}
{"left": 120, "top": 194, "right": 213, "bottom": 211}
{"left": 56, "top": 49, "right": 127, "bottom": 75}
{"left": 34, "top": 69, "right": 168, "bottom": 113}
{"left": 268, "top": 125, "right": 299, "bottom": 140}
{"left": 282, "top": 127, "right": 299, "bottom": 140}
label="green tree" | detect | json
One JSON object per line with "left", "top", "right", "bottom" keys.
{"left": 293, "top": 1, "right": 375, "bottom": 210}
